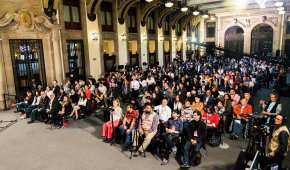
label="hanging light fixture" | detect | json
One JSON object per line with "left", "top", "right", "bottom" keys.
{"left": 202, "top": 14, "right": 209, "bottom": 19}
{"left": 274, "top": 1, "right": 283, "bottom": 7}
{"left": 165, "top": 1, "right": 174, "bottom": 8}
{"left": 181, "top": 6, "right": 188, "bottom": 12}
{"left": 145, "top": 0, "right": 153, "bottom": 2}
{"left": 279, "top": 10, "right": 285, "bottom": 15}
{"left": 210, "top": 16, "right": 216, "bottom": 21}
{"left": 277, "top": 7, "right": 284, "bottom": 11}
{"left": 193, "top": 10, "right": 200, "bottom": 16}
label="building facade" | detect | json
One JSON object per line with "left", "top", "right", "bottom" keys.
{"left": 0, "top": 0, "right": 290, "bottom": 109}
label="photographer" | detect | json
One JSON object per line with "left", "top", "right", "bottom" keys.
{"left": 266, "top": 115, "right": 290, "bottom": 170}
{"left": 260, "top": 92, "right": 282, "bottom": 127}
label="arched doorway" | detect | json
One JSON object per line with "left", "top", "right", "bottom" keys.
{"left": 251, "top": 24, "right": 273, "bottom": 57}
{"left": 224, "top": 26, "right": 244, "bottom": 56}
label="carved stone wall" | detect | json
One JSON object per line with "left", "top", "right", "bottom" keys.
{"left": 0, "top": 9, "right": 64, "bottom": 109}
{"left": 217, "top": 13, "right": 283, "bottom": 55}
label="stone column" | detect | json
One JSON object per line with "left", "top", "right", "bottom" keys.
{"left": 157, "top": 27, "right": 164, "bottom": 66}
{"left": 182, "top": 30, "right": 187, "bottom": 61}
{"left": 140, "top": 25, "right": 148, "bottom": 65}
{"left": 216, "top": 16, "right": 221, "bottom": 46}
{"left": 52, "top": 28, "right": 65, "bottom": 83}
{"left": 199, "top": 18, "right": 205, "bottom": 43}
{"left": 117, "top": 22, "right": 128, "bottom": 65}
{"left": 171, "top": 29, "right": 177, "bottom": 60}
{"left": 244, "top": 28, "right": 251, "bottom": 54}
{"left": 85, "top": 16, "right": 102, "bottom": 79}
{"left": 0, "top": 39, "right": 5, "bottom": 110}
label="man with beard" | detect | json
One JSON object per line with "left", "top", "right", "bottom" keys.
{"left": 133, "top": 103, "right": 159, "bottom": 154}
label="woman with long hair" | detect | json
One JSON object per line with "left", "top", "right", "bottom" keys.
{"left": 102, "top": 98, "right": 123, "bottom": 142}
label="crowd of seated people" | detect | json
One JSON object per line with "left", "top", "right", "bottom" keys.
{"left": 14, "top": 54, "right": 286, "bottom": 168}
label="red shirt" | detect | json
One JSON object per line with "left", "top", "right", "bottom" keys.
{"left": 124, "top": 110, "right": 139, "bottom": 125}
{"left": 202, "top": 112, "right": 219, "bottom": 128}
{"left": 85, "top": 88, "right": 91, "bottom": 100}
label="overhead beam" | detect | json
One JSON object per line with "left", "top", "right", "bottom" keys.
{"left": 157, "top": 8, "right": 176, "bottom": 28}
{"left": 140, "top": 1, "right": 162, "bottom": 26}
{"left": 118, "top": 0, "right": 139, "bottom": 24}
{"left": 170, "top": 12, "right": 188, "bottom": 29}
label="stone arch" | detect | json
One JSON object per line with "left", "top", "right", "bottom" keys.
{"left": 224, "top": 26, "right": 245, "bottom": 55}
{"left": 250, "top": 23, "right": 273, "bottom": 56}
{"left": 170, "top": 13, "right": 188, "bottom": 29}
{"left": 140, "top": 1, "right": 162, "bottom": 26}
{"left": 118, "top": 0, "right": 139, "bottom": 24}
{"left": 157, "top": 8, "right": 175, "bottom": 28}
{"left": 87, "top": 0, "right": 102, "bottom": 21}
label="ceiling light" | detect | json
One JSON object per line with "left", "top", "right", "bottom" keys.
{"left": 279, "top": 10, "right": 285, "bottom": 15}
{"left": 165, "top": 1, "right": 174, "bottom": 8}
{"left": 193, "top": 10, "right": 200, "bottom": 16}
{"left": 260, "top": 4, "right": 265, "bottom": 8}
{"left": 202, "top": 14, "right": 209, "bottom": 19}
{"left": 277, "top": 7, "right": 284, "bottom": 11}
{"left": 274, "top": 1, "right": 283, "bottom": 7}
{"left": 145, "top": 0, "right": 153, "bottom": 2}
{"left": 181, "top": 6, "right": 188, "bottom": 12}
{"left": 210, "top": 16, "right": 216, "bottom": 21}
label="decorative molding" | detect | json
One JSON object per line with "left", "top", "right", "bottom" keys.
{"left": 0, "top": 9, "right": 57, "bottom": 32}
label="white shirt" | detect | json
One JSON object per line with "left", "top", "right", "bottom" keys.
{"left": 154, "top": 105, "right": 172, "bottom": 122}
{"left": 98, "top": 85, "right": 107, "bottom": 95}
{"left": 131, "top": 80, "right": 140, "bottom": 91}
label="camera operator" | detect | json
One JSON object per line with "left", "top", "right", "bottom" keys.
{"left": 260, "top": 92, "right": 282, "bottom": 127}
{"left": 266, "top": 115, "right": 290, "bottom": 170}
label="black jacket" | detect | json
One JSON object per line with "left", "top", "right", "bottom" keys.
{"left": 48, "top": 98, "right": 61, "bottom": 114}
{"left": 38, "top": 96, "right": 49, "bottom": 110}
{"left": 183, "top": 120, "right": 207, "bottom": 144}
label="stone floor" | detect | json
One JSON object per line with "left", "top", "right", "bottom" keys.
{"left": 0, "top": 87, "right": 289, "bottom": 170}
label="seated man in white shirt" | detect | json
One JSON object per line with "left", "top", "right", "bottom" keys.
{"left": 130, "top": 76, "right": 140, "bottom": 97}
{"left": 154, "top": 98, "right": 172, "bottom": 123}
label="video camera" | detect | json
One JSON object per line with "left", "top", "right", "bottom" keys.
{"left": 246, "top": 114, "right": 271, "bottom": 139}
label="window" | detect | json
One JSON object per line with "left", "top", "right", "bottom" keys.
{"left": 63, "top": 0, "right": 81, "bottom": 30}
{"left": 286, "top": 21, "right": 290, "bottom": 34}
{"left": 176, "top": 22, "right": 182, "bottom": 36}
{"left": 206, "top": 22, "right": 216, "bottom": 38}
{"left": 163, "top": 17, "right": 170, "bottom": 35}
{"left": 147, "top": 14, "right": 155, "bottom": 34}
{"left": 187, "top": 23, "right": 191, "bottom": 37}
{"left": 127, "top": 8, "right": 137, "bottom": 33}
{"left": 101, "top": 2, "right": 113, "bottom": 32}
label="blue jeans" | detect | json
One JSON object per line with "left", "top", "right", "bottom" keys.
{"left": 183, "top": 141, "right": 203, "bottom": 165}
{"left": 119, "top": 125, "right": 133, "bottom": 147}
{"left": 232, "top": 119, "right": 244, "bottom": 136}
{"left": 16, "top": 102, "right": 28, "bottom": 112}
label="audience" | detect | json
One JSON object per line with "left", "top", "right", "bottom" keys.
{"left": 14, "top": 54, "right": 286, "bottom": 168}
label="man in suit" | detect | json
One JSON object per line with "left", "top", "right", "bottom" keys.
{"left": 203, "top": 90, "right": 215, "bottom": 107}
{"left": 46, "top": 91, "right": 61, "bottom": 126}
{"left": 27, "top": 90, "right": 49, "bottom": 124}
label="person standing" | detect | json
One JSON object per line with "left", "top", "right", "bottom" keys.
{"left": 267, "top": 115, "right": 290, "bottom": 170}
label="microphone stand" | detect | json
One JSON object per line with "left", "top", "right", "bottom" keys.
{"left": 219, "top": 113, "right": 229, "bottom": 149}
{"left": 110, "top": 108, "right": 116, "bottom": 145}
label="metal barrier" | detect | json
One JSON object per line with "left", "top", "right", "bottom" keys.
{"left": 2, "top": 94, "right": 16, "bottom": 110}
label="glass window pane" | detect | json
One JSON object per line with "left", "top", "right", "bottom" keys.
{"left": 286, "top": 21, "right": 290, "bottom": 34}
{"left": 101, "top": 11, "right": 106, "bottom": 25}
{"left": 106, "top": 12, "right": 112, "bottom": 25}
{"left": 71, "top": 6, "right": 80, "bottom": 22}
{"left": 64, "top": 5, "right": 71, "bottom": 22}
